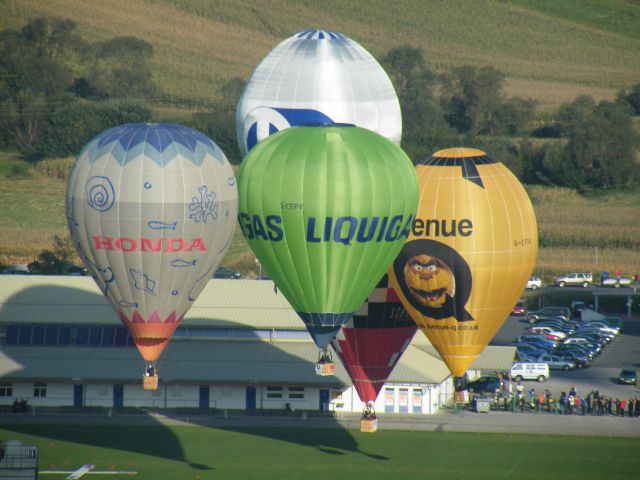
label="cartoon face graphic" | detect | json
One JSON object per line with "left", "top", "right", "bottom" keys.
{"left": 404, "top": 255, "right": 454, "bottom": 308}
{"left": 393, "top": 239, "right": 474, "bottom": 322}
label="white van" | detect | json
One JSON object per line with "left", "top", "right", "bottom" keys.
{"left": 510, "top": 362, "right": 550, "bottom": 382}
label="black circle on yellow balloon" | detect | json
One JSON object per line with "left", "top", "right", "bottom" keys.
{"left": 393, "top": 239, "right": 473, "bottom": 321}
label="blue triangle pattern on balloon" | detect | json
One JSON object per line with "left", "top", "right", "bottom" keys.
{"left": 297, "top": 312, "right": 354, "bottom": 349}
{"left": 79, "top": 123, "right": 225, "bottom": 167}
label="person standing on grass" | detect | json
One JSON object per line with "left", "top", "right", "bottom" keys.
{"left": 620, "top": 398, "right": 627, "bottom": 417}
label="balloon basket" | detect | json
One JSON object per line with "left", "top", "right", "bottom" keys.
{"left": 143, "top": 374, "right": 158, "bottom": 391}
{"left": 360, "top": 418, "right": 378, "bottom": 433}
{"left": 315, "top": 362, "right": 336, "bottom": 376}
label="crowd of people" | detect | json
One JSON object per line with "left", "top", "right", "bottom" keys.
{"left": 471, "top": 383, "right": 640, "bottom": 417}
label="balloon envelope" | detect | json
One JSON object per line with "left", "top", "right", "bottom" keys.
{"left": 66, "top": 123, "right": 238, "bottom": 362}
{"left": 332, "top": 276, "right": 417, "bottom": 404}
{"left": 237, "top": 125, "right": 418, "bottom": 348}
{"left": 236, "top": 29, "right": 401, "bottom": 157}
{"left": 388, "top": 148, "right": 538, "bottom": 377}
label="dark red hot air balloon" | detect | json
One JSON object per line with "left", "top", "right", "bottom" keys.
{"left": 331, "top": 275, "right": 417, "bottom": 430}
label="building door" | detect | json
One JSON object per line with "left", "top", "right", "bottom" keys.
{"left": 73, "top": 384, "right": 83, "bottom": 408}
{"left": 113, "top": 384, "right": 124, "bottom": 409}
{"left": 319, "top": 389, "right": 329, "bottom": 411}
{"left": 199, "top": 385, "right": 210, "bottom": 409}
{"left": 245, "top": 386, "right": 256, "bottom": 410}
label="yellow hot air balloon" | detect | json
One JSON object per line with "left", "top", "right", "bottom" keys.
{"left": 388, "top": 147, "right": 538, "bottom": 377}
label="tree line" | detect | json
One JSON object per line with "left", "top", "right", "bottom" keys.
{"left": 1, "top": 17, "right": 639, "bottom": 192}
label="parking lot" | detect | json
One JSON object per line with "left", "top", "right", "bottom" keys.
{"left": 490, "top": 302, "right": 640, "bottom": 400}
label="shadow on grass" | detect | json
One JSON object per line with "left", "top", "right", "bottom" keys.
{"left": 1, "top": 423, "right": 189, "bottom": 464}
{"left": 211, "top": 425, "right": 389, "bottom": 460}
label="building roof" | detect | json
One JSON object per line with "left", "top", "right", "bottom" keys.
{"left": 0, "top": 276, "right": 304, "bottom": 329}
{"left": 411, "top": 335, "right": 517, "bottom": 372}
{"left": 0, "top": 337, "right": 448, "bottom": 386}
{"left": 0, "top": 275, "right": 481, "bottom": 386}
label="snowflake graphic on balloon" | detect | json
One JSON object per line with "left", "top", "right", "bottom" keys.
{"left": 189, "top": 186, "right": 218, "bottom": 224}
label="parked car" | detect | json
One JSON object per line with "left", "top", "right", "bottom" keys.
{"left": 556, "top": 344, "right": 596, "bottom": 360}
{"left": 526, "top": 306, "right": 571, "bottom": 323}
{"left": 562, "top": 337, "right": 602, "bottom": 355}
{"left": 556, "top": 351, "right": 591, "bottom": 369}
{"left": 535, "top": 354, "right": 576, "bottom": 371}
{"left": 526, "top": 276, "right": 542, "bottom": 289}
{"left": 554, "top": 272, "right": 592, "bottom": 288}
{"left": 514, "top": 337, "right": 557, "bottom": 353}
{"left": 525, "top": 326, "right": 567, "bottom": 340}
{"left": 515, "top": 336, "right": 558, "bottom": 351}
{"left": 213, "top": 267, "right": 241, "bottom": 279}
{"left": 534, "top": 320, "right": 576, "bottom": 333}
{"left": 510, "top": 362, "right": 550, "bottom": 382}
{"left": 0, "top": 264, "right": 30, "bottom": 275}
{"left": 618, "top": 369, "right": 637, "bottom": 385}
{"left": 511, "top": 299, "right": 526, "bottom": 316}
{"left": 602, "top": 276, "right": 632, "bottom": 288}
{"left": 570, "top": 301, "right": 587, "bottom": 318}
{"left": 578, "top": 322, "right": 619, "bottom": 336}
{"left": 516, "top": 344, "right": 551, "bottom": 358}
{"left": 463, "top": 376, "right": 503, "bottom": 394}
{"left": 68, "top": 265, "right": 87, "bottom": 276}
{"left": 578, "top": 310, "right": 624, "bottom": 331}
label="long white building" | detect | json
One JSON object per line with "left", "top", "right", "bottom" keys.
{"left": 0, "top": 276, "right": 515, "bottom": 415}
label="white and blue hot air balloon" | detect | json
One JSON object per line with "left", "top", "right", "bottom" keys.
{"left": 66, "top": 123, "right": 238, "bottom": 388}
{"left": 236, "top": 29, "right": 402, "bottom": 157}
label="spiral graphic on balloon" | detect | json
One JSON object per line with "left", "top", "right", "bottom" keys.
{"left": 85, "top": 176, "right": 115, "bottom": 212}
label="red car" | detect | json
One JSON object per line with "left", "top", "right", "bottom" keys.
{"left": 511, "top": 300, "right": 526, "bottom": 316}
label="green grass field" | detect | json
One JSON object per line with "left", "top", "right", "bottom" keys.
{"left": 1, "top": 424, "right": 639, "bottom": 480}
{"left": 3, "top": 173, "right": 640, "bottom": 282}
{"left": 3, "top": 0, "right": 640, "bottom": 109}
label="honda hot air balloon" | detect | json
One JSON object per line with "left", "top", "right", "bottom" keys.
{"left": 66, "top": 123, "right": 238, "bottom": 389}
{"left": 389, "top": 148, "right": 538, "bottom": 378}
{"left": 331, "top": 275, "right": 416, "bottom": 431}
{"left": 237, "top": 125, "right": 418, "bottom": 374}
{"left": 236, "top": 29, "right": 401, "bottom": 157}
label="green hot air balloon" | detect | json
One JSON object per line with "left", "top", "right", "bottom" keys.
{"left": 237, "top": 125, "right": 418, "bottom": 374}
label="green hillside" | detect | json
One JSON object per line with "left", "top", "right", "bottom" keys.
{"left": 3, "top": 0, "right": 640, "bottom": 109}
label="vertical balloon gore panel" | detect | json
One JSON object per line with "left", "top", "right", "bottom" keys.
{"left": 389, "top": 148, "right": 538, "bottom": 377}
{"left": 237, "top": 126, "right": 419, "bottom": 349}
{"left": 236, "top": 29, "right": 401, "bottom": 157}
{"left": 66, "top": 123, "right": 238, "bottom": 362}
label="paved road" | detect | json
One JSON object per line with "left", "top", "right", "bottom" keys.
{"left": 2, "top": 408, "right": 639, "bottom": 438}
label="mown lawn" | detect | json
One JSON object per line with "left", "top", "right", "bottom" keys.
{"left": 1, "top": 424, "right": 639, "bottom": 480}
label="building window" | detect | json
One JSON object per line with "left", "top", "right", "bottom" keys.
{"left": 399, "top": 388, "right": 409, "bottom": 413}
{"left": 75, "top": 326, "right": 89, "bottom": 345}
{"left": 412, "top": 389, "right": 423, "bottom": 414}
{"left": 0, "top": 383, "right": 12, "bottom": 397}
{"left": 18, "top": 325, "right": 32, "bottom": 344}
{"left": 58, "top": 326, "right": 71, "bottom": 345}
{"left": 45, "top": 326, "right": 59, "bottom": 345}
{"left": 101, "top": 327, "right": 115, "bottom": 346}
{"left": 266, "top": 386, "right": 283, "bottom": 399}
{"left": 34, "top": 383, "right": 47, "bottom": 398}
{"left": 5, "top": 325, "right": 18, "bottom": 345}
{"left": 31, "top": 325, "right": 45, "bottom": 345}
{"left": 384, "top": 388, "right": 395, "bottom": 413}
{"left": 114, "top": 327, "right": 129, "bottom": 346}
{"left": 88, "top": 326, "right": 102, "bottom": 346}
{"left": 288, "top": 387, "right": 305, "bottom": 399}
